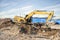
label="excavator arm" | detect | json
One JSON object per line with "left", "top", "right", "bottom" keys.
{"left": 25, "top": 10, "right": 54, "bottom": 22}
{"left": 46, "top": 11, "right": 54, "bottom": 22}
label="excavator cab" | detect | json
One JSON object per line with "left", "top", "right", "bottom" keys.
{"left": 25, "top": 15, "right": 32, "bottom": 24}
{"left": 25, "top": 15, "right": 32, "bottom": 23}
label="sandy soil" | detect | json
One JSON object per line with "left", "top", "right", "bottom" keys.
{"left": 0, "top": 18, "right": 60, "bottom": 40}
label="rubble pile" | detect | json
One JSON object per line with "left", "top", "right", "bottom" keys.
{"left": 0, "top": 18, "right": 60, "bottom": 40}
{"left": 0, "top": 18, "right": 14, "bottom": 28}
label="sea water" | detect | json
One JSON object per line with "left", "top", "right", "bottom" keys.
{"left": 32, "top": 17, "right": 60, "bottom": 24}
{"left": 55, "top": 19, "right": 60, "bottom": 24}
{"left": 32, "top": 17, "right": 46, "bottom": 23}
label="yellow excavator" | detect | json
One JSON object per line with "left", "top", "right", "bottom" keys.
{"left": 14, "top": 10, "right": 54, "bottom": 24}
{"left": 13, "top": 10, "right": 54, "bottom": 34}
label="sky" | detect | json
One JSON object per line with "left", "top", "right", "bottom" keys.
{"left": 0, "top": 0, "right": 60, "bottom": 18}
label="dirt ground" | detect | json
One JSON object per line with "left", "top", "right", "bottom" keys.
{"left": 0, "top": 18, "right": 60, "bottom": 40}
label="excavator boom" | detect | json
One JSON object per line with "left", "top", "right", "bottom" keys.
{"left": 25, "top": 10, "right": 54, "bottom": 22}
{"left": 14, "top": 10, "right": 54, "bottom": 23}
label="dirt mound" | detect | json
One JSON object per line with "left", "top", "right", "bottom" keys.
{"left": 0, "top": 18, "right": 14, "bottom": 29}
{"left": 0, "top": 18, "right": 60, "bottom": 40}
